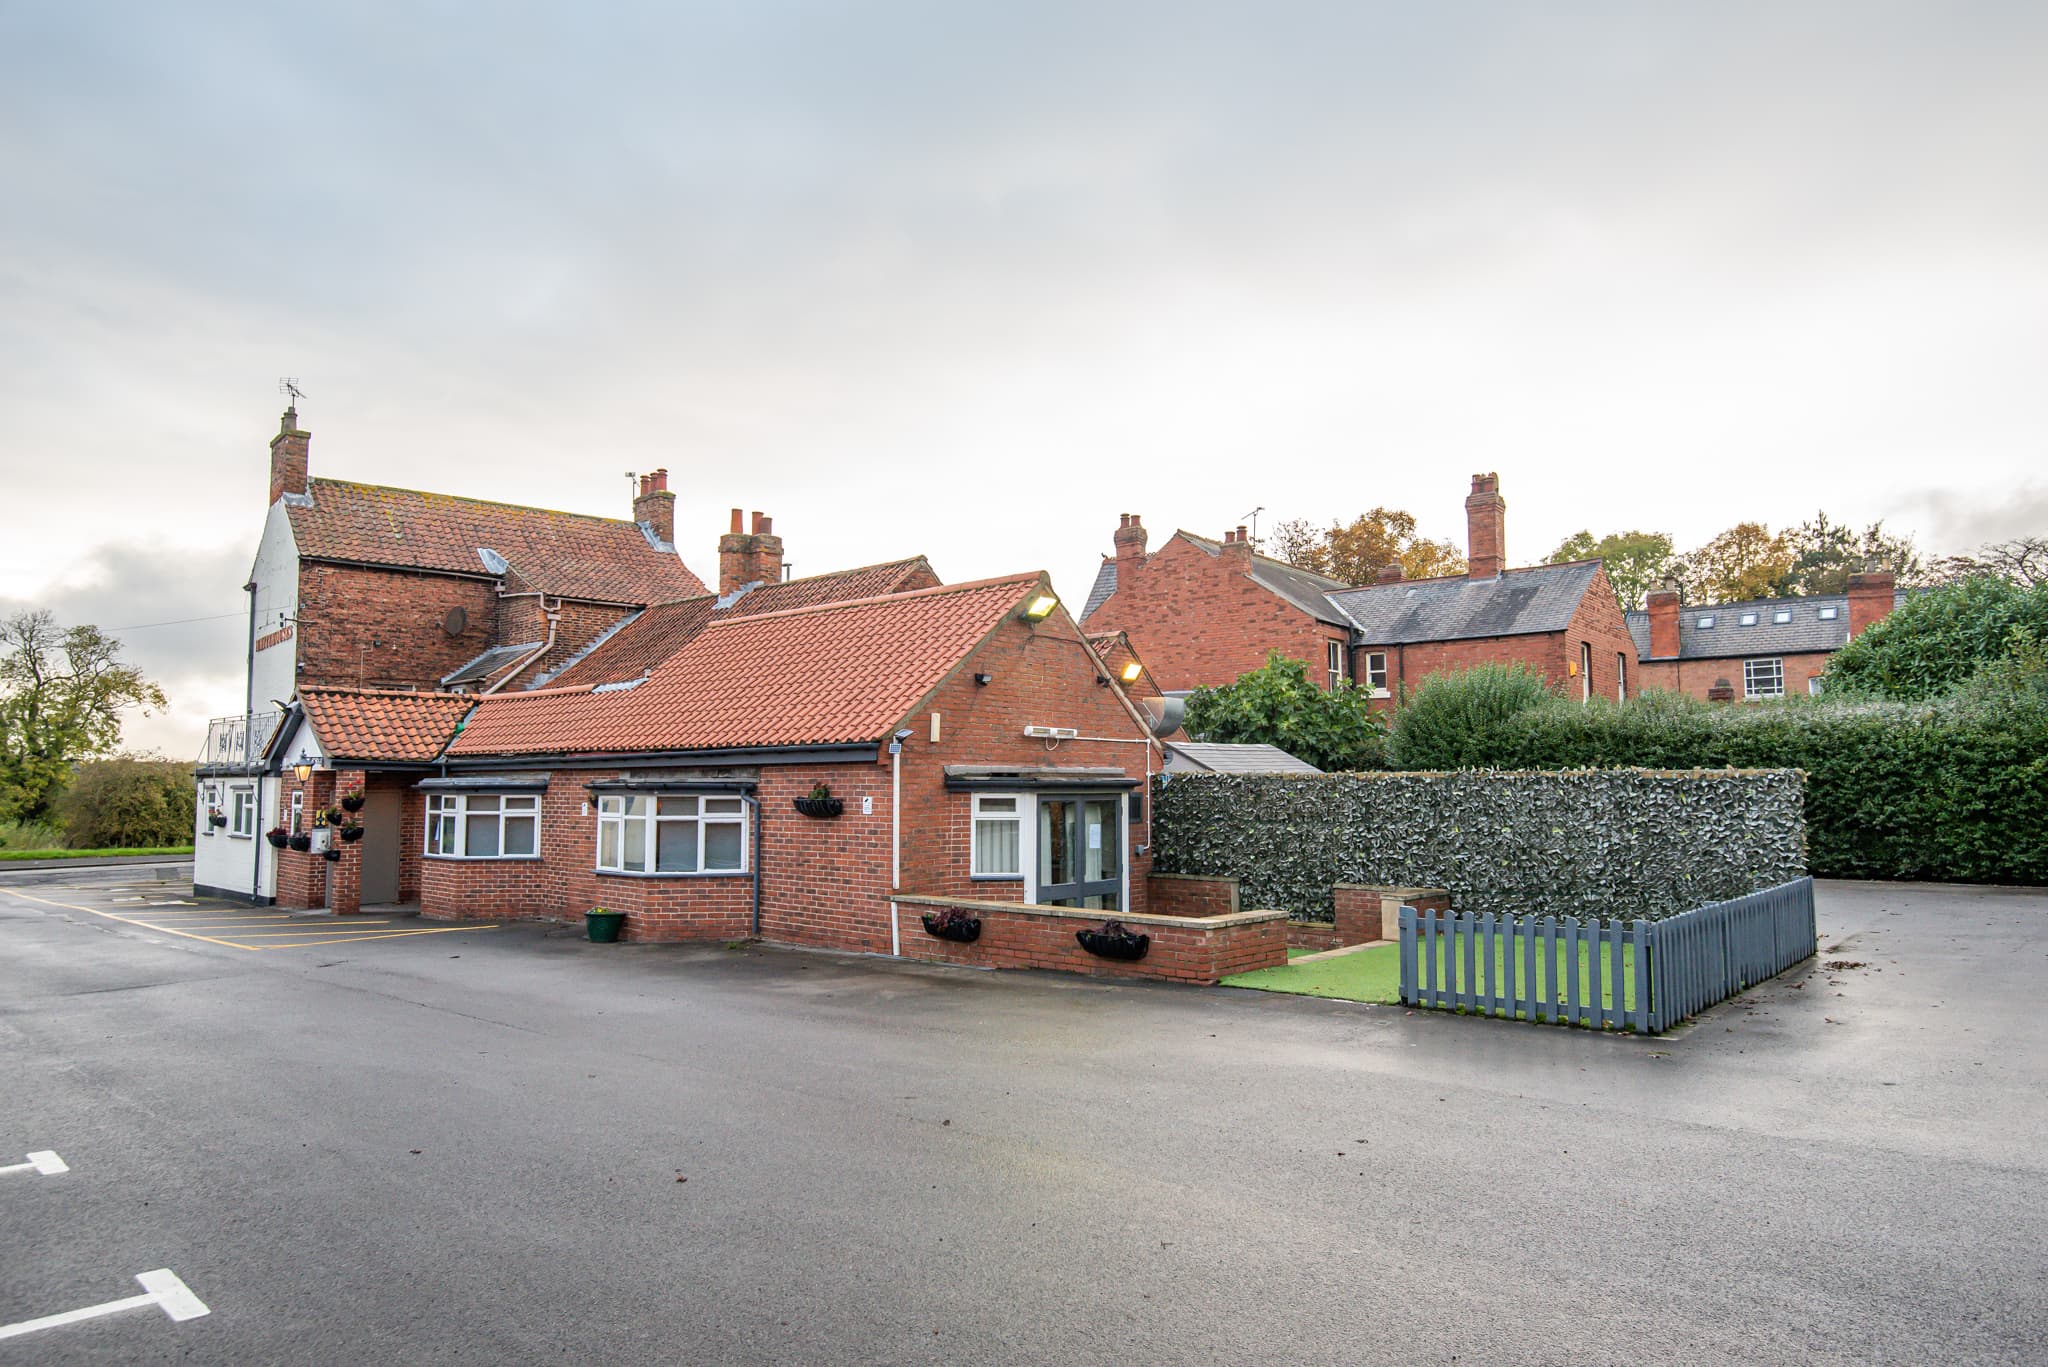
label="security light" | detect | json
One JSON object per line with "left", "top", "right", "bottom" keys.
{"left": 1021, "top": 593, "right": 1059, "bottom": 622}
{"left": 1120, "top": 660, "right": 1143, "bottom": 682}
{"left": 893, "top": 728, "right": 914, "bottom": 741}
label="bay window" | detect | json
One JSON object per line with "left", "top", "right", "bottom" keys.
{"left": 427, "top": 793, "right": 539, "bottom": 858}
{"left": 597, "top": 794, "right": 747, "bottom": 874}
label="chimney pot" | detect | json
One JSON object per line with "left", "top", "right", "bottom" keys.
{"left": 633, "top": 467, "right": 677, "bottom": 544}
{"left": 268, "top": 409, "right": 311, "bottom": 506}
{"left": 729, "top": 508, "right": 745, "bottom": 534}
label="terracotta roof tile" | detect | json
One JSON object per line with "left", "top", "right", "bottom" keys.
{"left": 286, "top": 479, "right": 706, "bottom": 604}
{"left": 297, "top": 688, "right": 474, "bottom": 763}
{"left": 538, "top": 557, "right": 941, "bottom": 690}
{"left": 452, "top": 574, "right": 1043, "bottom": 757}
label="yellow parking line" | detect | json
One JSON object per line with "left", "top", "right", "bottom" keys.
{"left": 0, "top": 888, "right": 260, "bottom": 951}
{"left": 244, "top": 926, "right": 499, "bottom": 949}
{"left": 142, "top": 918, "right": 393, "bottom": 928}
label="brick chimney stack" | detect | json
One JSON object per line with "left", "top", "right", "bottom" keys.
{"left": 1376, "top": 563, "right": 1405, "bottom": 584}
{"left": 1113, "top": 513, "right": 1148, "bottom": 563}
{"left": 1846, "top": 570, "right": 1897, "bottom": 637}
{"left": 268, "top": 406, "right": 310, "bottom": 506}
{"left": 718, "top": 509, "right": 785, "bottom": 594}
{"left": 1220, "top": 525, "right": 1253, "bottom": 566}
{"left": 1465, "top": 472, "right": 1505, "bottom": 580}
{"left": 633, "top": 469, "right": 676, "bottom": 545}
{"left": 1646, "top": 587, "right": 1681, "bottom": 658}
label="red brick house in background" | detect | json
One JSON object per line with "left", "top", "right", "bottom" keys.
{"left": 1081, "top": 474, "right": 1639, "bottom": 705}
{"left": 1628, "top": 572, "right": 1901, "bottom": 701}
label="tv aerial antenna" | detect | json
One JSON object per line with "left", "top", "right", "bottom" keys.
{"left": 1241, "top": 505, "right": 1266, "bottom": 551}
{"left": 279, "top": 377, "right": 307, "bottom": 408}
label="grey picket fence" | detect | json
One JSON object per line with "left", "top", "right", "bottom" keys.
{"left": 1399, "top": 877, "right": 1816, "bottom": 1034}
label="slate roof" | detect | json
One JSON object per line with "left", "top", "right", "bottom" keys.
{"left": 292, "top": 688, "right": 474, "bottom": 764}
{"left": 1161, "top": 742, "right": 1322, "bottom": 775}
{"left": 285, "top": 478, "right": 707, "bottom": 604}
{"left": 450, "top": 575, "right": 1044, "bottom": 757}
{"left": 537, "top": 558, "right": 941, "bottom": 691}
{"left": 1624, "top": 589, "right": 1911, "bottom": 660}
{"left": 1082, "top": 535, "right": 1352, "bottom": 628}
{"left": 1328, "top": 561, "right": 1601, "bottom": 645}
{"left": 440, "top": 642, "right": 544, "bottom": 688}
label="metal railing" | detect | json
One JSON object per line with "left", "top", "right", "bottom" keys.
{"left": 196, "top": 713, "right": 280, "bottom": 771}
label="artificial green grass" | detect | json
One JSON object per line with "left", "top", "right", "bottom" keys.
{"left": 1284, "top": 947, "right": 1316, "bottom": 959}
{"left": 1223, "top": 938, "right": 1642, "bottom": 1012}
{"left": 0, "top": 846, "right": 195, "bottom": 861}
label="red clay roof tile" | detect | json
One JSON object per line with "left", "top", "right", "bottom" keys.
{"left": 452, "top": 574, "right": 1043, "bottom": 757}
{"left": 296, "top": 688, "right": 475, "bottom": 763}
{"left": 286, "top": 479, "right": 706, "bottom": 604}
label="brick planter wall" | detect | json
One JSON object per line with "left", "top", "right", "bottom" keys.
{"left": 1334, "top": 884, "right": 1449, "bottom": 944}
{"left": 891, "top": 894, "right": 1286, "bottom": 985}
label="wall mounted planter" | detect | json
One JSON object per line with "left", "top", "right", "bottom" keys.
{"left": 792, "top": 797, "right": 845, "bottom": 819}
{"left": 321, "top": 848, "right": 342, "bottom": 862}
{"left": 340, "top": 793, "right": 367, "bottom": 813}
{"left": 287, "top": 834, "right": 313, "bottom": 852}
{"left": 266, "top": 830, "right": 290, "bottom": 849}
{"left": 1077, "top": 921, "right": 1150, "bottom": 961}
{"left": 338, "top": 824, "right": 365, "bottom": 843}
{"left": 920, "top": 910, "right": 982, "bottom": 944}
{"left": 586, "top": 909, "right": 626, "bottom": 943}
{"left": 208, "top": 813, "right": 229, "bottom": 828}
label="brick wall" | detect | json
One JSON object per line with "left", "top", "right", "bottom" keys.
{"left": 1334, "top": 884, "right": 1449, "bottom": 943}
{"left": 1147, "top": 872, "right": 1237, "bottom": 918}
{"left": 893, "top": 894, "right": 1286, "bottom": 984}
{"left": 497, "top": 597, "right": 636, "bottom": 680}
{"left": 1084, "top": 534, "right": 1350, "bottom": 693}
{"left": 1566, "top": 563, "right": 1641, "bottom": 703}
{"left": 273, "top": 768, "right": 334, "bottom": 910}
{"left": 295, "top": 564, "right": 501, "bottom": 691}
{"left": 1635, "top": 651, "right": 1836, "bottom": 702}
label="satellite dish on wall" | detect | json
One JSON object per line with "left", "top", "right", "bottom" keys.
{"left": 442, "top": 607, "right": 468, "bottom": 636}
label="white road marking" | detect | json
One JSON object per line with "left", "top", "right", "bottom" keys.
{"left": 0, "top": 1150, "right": 67, "bottom": 1176}
{"left": 0, "top": 1268, "right": 209, "bottom": 1340}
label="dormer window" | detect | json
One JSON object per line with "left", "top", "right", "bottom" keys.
{"left": 1739, "top": 612, "right": 1758, "bottom": 626}
{"left": 1773, "top": 609, "right": 1792, "bottom": 624}
{"left": 1697, "top": 615, "right": 1715, "bottom": 629}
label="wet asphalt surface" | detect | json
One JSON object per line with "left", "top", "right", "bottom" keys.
{"left": 1, "top": 865, "right": 2043, "bottom": 1365}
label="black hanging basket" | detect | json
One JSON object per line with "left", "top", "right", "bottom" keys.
{"left": 1077, "top": 920, "right": 1150, "bottom": 962}
{"left": 209, "top": 812, "right": 229, "bottom": 828}
{"left": 920, "top": 910, "right": 982, "bottom": 944}
{"left": 288, "top": 834, "right": 313, "bottom": 852}
{"left": 338, "top": 824, "right": 365, "bottom": 843}
{"left": 792, "top": 797, "right": 845, "bottom": 819}
{"left": 322, "top": 848, "right": 342, "bottom": 862}
{"left": 266, "top": 830, "right": 290, "bottom": 849}
{"left": 340, "top": 793, "right": 367, "bottom": 813}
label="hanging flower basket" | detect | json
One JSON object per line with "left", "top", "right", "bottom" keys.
{"left": 1077, "top": 920, "right": 1150, "bottom": 961}
{"left": 208, "top": 810, "right": 229, "bottom": 828}
{"left": 338, "top": 824, "right": 365, "bottom": 843}
{"left": 288, "top": 834, "right": 313, "bottom": 852}
{"left": 266, "top": 828, "right": 290, "bottom": 849}
{"left": 323, "top": 806, "right": 347, "bottom": 827}
{"left": 920, "top": 909, "right": 982, "bottom": 944}
{"left": 339, "top": 793, "right": 367, "bottom": 813}
{"left": 322, "top": 848, "right": 342, "bottom": 862}
{"left": 792, "top": 797, "right": 844, "bottom": 819}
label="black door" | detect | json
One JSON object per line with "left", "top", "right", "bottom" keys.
{"left": 1036, "top": 796, "right": 1121, "bottom": 910}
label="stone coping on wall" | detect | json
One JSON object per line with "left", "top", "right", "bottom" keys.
{"left": 890, "top": 892, "right": 1284, "bottom": 930}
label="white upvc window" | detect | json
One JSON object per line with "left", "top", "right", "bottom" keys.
{"left": 230, "top": 786, "right": 256, "bottom": 838}
{"left": 1739, "top": 612, "right": 1758, "bottom": 626}
{"left": 1363, "top": 651, "right": 1390, "bottom": 697}
{"left": 201, "top": 783, "right": 218, "bottom": 836}
{"left": 1617, "top": 651, "right": 1628, "bottom": 702}
{"left": 1326, "top": 640, "right": 1346, "bottom": 691}
{"left": 1773, "top": 608, "right": 1793, "bottom": 624}
{"left": 1818, "top": 605, "right": 1840, "bottom": 621}
{"left": 1744, "top": 657, "right": 1785, "bottom": 700}
{"left": 427, "top": 793, "right": 540, "bottom": 858}
{"left": 1697, "top": 615, "right": 1716, "bottom": 629}
{"left": 972, "top": 795, "right": 1023, "bottom": 878}
{"left": 596, "top": 794, "right": 747, "bottom": 875}
{"left": 1808, "top": 676, "right": 1826, "bottom": 696}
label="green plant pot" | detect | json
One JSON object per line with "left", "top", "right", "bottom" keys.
{"left": 586, "top": 911, "right": 626, "bottom": 943}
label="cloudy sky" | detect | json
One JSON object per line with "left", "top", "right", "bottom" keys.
{"left": 3, "top": 2, "right": 2044, "bottom": 755}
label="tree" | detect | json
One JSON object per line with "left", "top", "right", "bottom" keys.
{"left": 1181, "top": 652, "right": 1388, "bottom": 771}
{"left": 1270, "top": 508, "right": 1466, "bottom": 585}
{"left": 1679, "top": 523, "right": 1793, "bottom": 603}
{"left": 55, "top": 755, "right": 196, "bottom": 849}
{"left": 0, "top": 611, "right": 168, "bottom": 823}
{"left": 1932, "top": 536, "right": 2048, "bottom": 590}
{"left": 1776, "top": 512, "right": 1926, "bottom": 596}
{"left": 1545, "top": 529, "right": 1675, "bottom": 611}
{"left": 1825, "top": 576, "right": 2048, "bottom": 702}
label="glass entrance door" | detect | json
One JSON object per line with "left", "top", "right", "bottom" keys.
{"left": 1037, "top": 795, "right": 1121, "bottom": 910}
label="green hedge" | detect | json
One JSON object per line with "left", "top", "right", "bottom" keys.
{"left": 1476, "top": 696, "right": 2048, "bottom": 884}
{"left": 1151, "top": 769, "right": 1805, "bottom": 923}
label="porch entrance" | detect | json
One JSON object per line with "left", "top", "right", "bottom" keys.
{"left": 359, "top": 788, "right": 402, "bottom": 906}
{"left": 1036, "top": 796, "right": 1121, "bottom": 910}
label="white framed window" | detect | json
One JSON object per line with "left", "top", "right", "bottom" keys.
{"left": 290, "top": 790, "right": 303, "bottom": 835}
{"left": 201, "top": 783, "right": 218, "bottom": 837}
{"left": 230, "top": 786, "right": 256, "bottom": 838}
{"left": 1697, "top": 615, "right": 1716, "bottom": 629}
{"left": 1363, "top": 651, "right": 1390, "bottom": 696}
{"left": 1773, "top": 609, "right": 1792, "bottom": 624}
{"left": 426, "top": 792, "right": 540, "bottom": 858}
{"left": 1617, "top": 652, "right": 1627, "bottom": 702}
{"left": 1744, "top": 658, "right": 1785, "bottom": 700}
{"left": 1739, "top": 612, "right": 1758, "bottom": 626}
{"left": 596, "top": 794, "right": 746, "bottom": 875}
{"left": 1818, "top": 605, "right": 1840, "bottom": 621}
{"left": 972, "top": 795, "right": 1023, "bottom": 878}
{"left": 1808, "top": 676, "right": 1826, "bottom": 696}
{"left": 1579, "top": 642, "right": 1592, "bottom": 702}
{"left": 1326, "top": 640, "right": 1346, "bottom": 691}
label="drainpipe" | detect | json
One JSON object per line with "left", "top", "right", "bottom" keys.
{"left": 889, "top": 730, "right": 908, "bottom": 957}
{"left": 244, "top": 579, "right": 260, "bottom": 903}
{"left": 484, "top": 597, "right": 560, "bottom": 695}
{"left": 749, "top": 793, "right": 762, "bottom": 937}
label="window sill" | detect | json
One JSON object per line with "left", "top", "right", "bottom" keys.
{"left": 971, "top": 874, "right": 1024, "bottom": 883}
{"left": 594, "top": 868, "right": 750, "bottom": 879}
{"left": 1368, "top": 688, "right": 1391, "bottom": 699}
{"left": 227, "top": 833, "right": 254, "bottom": 841}
{"left": 425, "top": 854, "right": 544, "bottom": 862}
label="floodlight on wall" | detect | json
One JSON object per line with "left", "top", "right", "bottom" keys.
{"left": 1021, "top": 593, "right": 1059, "bottom": 622}
{"left": 1120, "top": 660, "right": 1143, "bottom": 682}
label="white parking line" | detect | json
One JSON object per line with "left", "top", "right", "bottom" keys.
{"left": 0, "top": 1268, "right": 209, "bottom": 1341}
{"left": 0, "top": 1150, "right": 67, "bottom": 1177}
